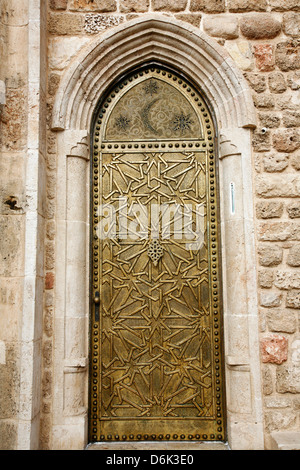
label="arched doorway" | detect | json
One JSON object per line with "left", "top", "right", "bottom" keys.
{"left": 51, "top": 15, "right": 263, "bottom": 450}
{"left": 89, "top": 64, "right": 225, "bottom": 443}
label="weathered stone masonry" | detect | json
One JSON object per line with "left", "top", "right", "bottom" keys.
{"left": 0, "top": 0, "right": 299, "bottom": 450}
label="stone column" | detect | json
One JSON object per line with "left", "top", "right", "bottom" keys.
{"left": 53, "top": 130, "right": 90, "bottom": 449}
{"left": 219, "top": 129, "right": 264, "bottom": 450}
{"left": 17, "top": 0, "right": 48, "bottom": 450}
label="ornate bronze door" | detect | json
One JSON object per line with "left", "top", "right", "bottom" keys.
{"left": 89, "top": 65, "right": 225, "bottom": 443}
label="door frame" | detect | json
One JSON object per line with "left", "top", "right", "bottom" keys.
{"left": 50, "top": 15, "right": 264, "bottom": 450}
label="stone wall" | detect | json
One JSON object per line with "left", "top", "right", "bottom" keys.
{"left": 45, "top": 0, "right": 300, "bottom": 450}
{"left": 0, "top": 0, "right": 299, "bottom": 450}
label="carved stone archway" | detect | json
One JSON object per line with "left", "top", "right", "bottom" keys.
{"left": 51, "top": 14, "right": 264, "bottom": 450}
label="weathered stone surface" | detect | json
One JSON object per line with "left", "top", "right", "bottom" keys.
{"left": 286, "top": 290, "right": 300, "bottom": 308}
{"left": 268, "top": 72, "right": 287, "bottom": 93}
{"left": 69, "top": 0, "right": 117, "bottom": 11}
{"left": 48, "top": 12, "right": 85, "bottom": 35}
{"left": 228, "top": 0, "right": 267, "bottom": 12}
{"left": 259, "top": 269, "right": 274, "bottom": 288}
{"left": 256, "top": 174, "right": 300, "bottom": 197}
{"left": 240, "top": 14, "right": 281, "bottom": 39}
{"left": 244, "top": 73, "right": 266, "bottom": 93}
{"left": 258, "top": 222, "right": 300, "bottom": 241}
{"left": 190, "top": 0, "right": 225, "bottom": 13}
{"left": 152, "top": 0, "right": 188, "bottom": 12}
{"left": 270, "top": 0, "right": 300, "bottom": 11}
{"left": 0, "top": 87, "right": 27, "bottom": 151}
{"left": 273, "top": 129, "right": 300, "bottom": 153}
{"left": 275, "top": 271, "right": 300, "bottom": 290}
{"left": 262, "top": 366, "right": 273, "bottom": 395}
{"left": 276, "top": 365, "right": 300, "bottom": 393}
{"left": 287, "top": 71, "right": 300, "bottom": 90}
{"left": 50, "top": 0, "right": 68, "bottom": 9}
{"left": 252, "top": 129, "right": 271, "bottom": 152}
{"left": 120, "top": 0, "right": 149, "bottom": 13}
{"left": 225, "top": 40, "right": 253, "bottom": 70}
{"left": 253, "top": 93, "right": 275, "bottom": 109}
{"left": 267, "top": 309, "right": 297, "bottom": 334}
{"left": 276, "top": 40, "right": 300, "bottom": 72}
{"left": 263, "top": 153, "right": 289, "bottom": 172}
{"left": 45, "top": 272, "right": 55, "bottom": 290}
{"left": 287, "top": 244, "right": 300, "bottom": 266}
{"left": 254, "top": 44, "right": 275, "bottom": 71}
{"left": 0, "top": 216, "right": 24, "bottom": 276}
{"left": 283, "top": 110, "right": 300, "bottom": 128}
{"left": 175, "top": 14, "right": 202, "bottom": 27}
{"left": 287, "top": 202, "right": 300, "bottom": 218}
{"left": 283, "top": 12, "right": 300, "bottom": 37}
{"left": 260, "top": 291, "right": 282, "bottom": 308}
{"left": 256, "top": 201, "right": 284, "bottom": 219}
{"left": 203, "top": 15, "right": 239, "bottom": 39}
{"left": 259, "top": 112, "right": 280, "bottom": 129}
{"left": 258, "top": 244, "right": 283, "bottom": 266}
{"left": 261, "top": 334, "right": 288, "bottom": 364}
{"left": 291, "top": 152, "right": 300, "bottom": 170}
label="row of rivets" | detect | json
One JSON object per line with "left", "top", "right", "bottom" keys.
{"left": 95, "top": 434, "right": 224, "bottom": 441}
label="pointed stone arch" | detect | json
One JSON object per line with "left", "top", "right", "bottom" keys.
{"left": 52, "top": 14, "right": 256, "bottom": 132}
{"left": 51, "top": 15, "right": 264, "bottom": 450}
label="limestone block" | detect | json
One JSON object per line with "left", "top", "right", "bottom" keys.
{"left": 283, "top": 12, "right": 300, "bottom": 37}
{"left": 260, "top": 291, "right": 282, "bottom": 308}
{"left": 286, "top": 290, "right": 300, "bottom": 308}
{"left": 265, "top": 410, "right": 297, "bottom": 433}
{"left": 240, "top": 14, "right": 281, "bottom": 40}
{"left": 291, "top": 152, "right": 300, "bottom": 171}
{"left": 69, "top": 0, "right": 117, "bottom": 11}
{"left": 275, "top": 271, "right": 300, "bottom": 290}
{"left": 244, "top": 73, "right": 266, "bottom": 93}
{"left": 84, "top": 13, "right": 123, "bottom": 33}
{"left": 261, "top": 334, "right": 288, "bottom": 364}
{"left": 0, "top": 216, "right": 25, "bottom": 276}
{"left": 268, "top": 72, "right": 287, "bottom": 93}
{"left": 287, "top": 202, "right": 300, "bottom": 218}
{"left": 174, "top": 14, "right": 202, "bottom": 27}
{"left": 254, "top": 44, "right": 275, "bottom": 72}
{"left": 273, "top": 129, "right": 300, "bottom": 153}
{"left": 276, "top": 39, "right": 300, "bottom": 72}
{"left": 262, "top": 366, "right": 273, "bottom": 395}
{"left": 263, "top": 154, "right": 289, "bottom": 172}
{"left": 258, "top": 112, "right": 280, "bottom": 129}
{"left": 276, "top": 365, "right": 300, "bottom": 393}
{"left": 287, "top": 71, "right": 300, "bottom": 90}
{"left": 256, "top": 174, "right": 300, "bottom": 198}
{"left": 49, "top": 37, "right": 90, "bottom": 71}
{"left": 258, "top": 269, "right": 274, "bottom": 288}
{"left": 283, "top": 110, "right": 300, "bottom": 128}
{"left": 152, "top": 0, "right": 188, "bottom": 12}
{"left": 287, "top": 244, "right": 300, "bottom": 266}
{"left": 256, "top": 201, "right": 284, "bottom": 219}
{"left": 270, "top": 432, "right": 300, "bottom": 450}
{"left": 203, "top": 15, "right": 239, "bottom": 39}
{"left": 270, "top": 0, "right": 300, "bottom": 11}
{"left": 258, "top": 222, "right": 300, "bottom": 242}
{"left": 252, "top": 129, "right": 271, "bottom": 152}
{"left": 228, "top": 0, "right": 267, "bottom": 12}
{"left": 190, "top": 0, "right": 225, "bottom": 12}
{"left": 267, "top": 309, "right": 297, "bottom": 334}
{"left": 0, "top": 80, "right": 5, "bottom": 105}
{"left": 253, "top": 93, "right": 275, "bottom": 109}
{"left": 48, "top": 12, "right": 85, "bottom": 35}
{"left": 225, "top": 40, "right": 253, "bottom": 71}
{"left": 50, "top": 0, "right": 68, "bottom": 9}
{"left": 120, "top": 0, "right": 149, "bottom": 13}
{"left": 258, "top": 244, "right": 283, "bottom": 266}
